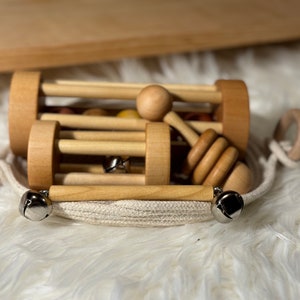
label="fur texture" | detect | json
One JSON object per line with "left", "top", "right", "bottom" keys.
{"left": 1, "top": 42, "right": 300, "bottom": 299}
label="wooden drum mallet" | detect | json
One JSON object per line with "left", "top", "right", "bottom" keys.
{"left": 27, "top": 120, "right": 171, "bottom": 190}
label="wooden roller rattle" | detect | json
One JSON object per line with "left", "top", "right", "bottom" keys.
{"left": 27, "top": 120, "right": 170, "bottom": 190}
{"left": 9, "top": 71, "right": 249, "bottom": 157}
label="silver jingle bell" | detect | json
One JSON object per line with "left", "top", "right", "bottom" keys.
{"left": 103, "top": 156, "right": 130, "bottom": 173}
{"left": 19, "top": 190, "right": 52, "bottom": 221}
{"left": 211, "top": 189, "right": 244, "bottom": 223}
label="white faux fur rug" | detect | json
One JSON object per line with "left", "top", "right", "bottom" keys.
{"left": 1, "top": 42, "right": 300, "bottom": 299}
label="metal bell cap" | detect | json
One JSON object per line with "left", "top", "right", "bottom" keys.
{"left": 19, "top": 190, "right": 52, "bottom": 221}
{"left": 211, "top": 190, "right": 244, "bottom": 223}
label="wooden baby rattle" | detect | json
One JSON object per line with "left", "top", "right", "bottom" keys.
{"left": 20, "top": 185, "right": 245, "bottom": 224}
{"left": 136, "top": 85, "right": 252, "bottom": 194}
{"left": 27, "top": 120, "right": 170, "bottom": 190}
{"left": 136, "top": 82, "right": 249, "bottom": 157}
{"left": 8, "top": 71, "right": 249, "bottom": 157}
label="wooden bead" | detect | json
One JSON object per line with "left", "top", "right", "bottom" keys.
{"left": 192, "top": 137, "right": 229, "bottom": 184}
{"left": 136, "top": 85, "right": 173, "bottom": 121}
{"left": 214, "top": 80, "right": 249, "bottom": 157}
{"left": 83, "top": 108, "right": 108, "bottom": 116}
{"left": 203, "top": 146, "right": 239, "bottom": 186}
{"left": 116, "top": 109, "right": 141, "bottom": 119}
{"left": 8, "top": 71, "right": 42, "bottom": 157}
{"left": 182, "top": 128, "right": 218, "bottom": 176}
{"left": 222, "top": 161, "right": 252, "bottom": 194}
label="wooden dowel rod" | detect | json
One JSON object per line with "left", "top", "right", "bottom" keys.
{"left": 40, "top": 113, "right": 147, "bottom": 131}
{"left": 57, "top": 140, "right": 146, "bottom": 157}
{"left": 40, "top": 113, "right": 222, "bottom": 134}
{"left": 55, "top": 80, "right": 218, "bottom": 92}
{"left": 189, "top": 121, "right": 223, "bottom": 135}
{"left": 55, "top": 173, "right": 146, "bottom": 185}
{"left": 58, "top": 163, "right": 144, "bottom": 174}
{"left": 59, "top": 130, "right": 145, "bottom": 141}
{"left": 48, "top": 185, "right": 214, "bottom": 202}
{"left": 59, "top": 163, "right": 105, "bottom": 173}
{"left": 41, "top": 83, "right": 222, "bottom": 104}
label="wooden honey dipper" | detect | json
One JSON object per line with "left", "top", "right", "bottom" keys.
{"left": 136, "top": 85, "right": 252, "bottom": 194}
{"left": 27, "top": 120, "right": 170, "bottom": 190}
{"left": 9, "top": 71, "right": 248, "bottom": 157}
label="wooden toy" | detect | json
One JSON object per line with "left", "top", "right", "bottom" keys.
{"left": 45, "top": 184, "right": 214, "bottom": 202}
{"left": 8, "top": 71, "right": 249, "bottom": 157}
{"left": 136, "top": 85, "right": 252, "bottom": 194}
{"left": 27, "top": 120, "right": 171, "bottom": 190}
{"left": 136, "top": 82, "right": 249, "bottom": 155}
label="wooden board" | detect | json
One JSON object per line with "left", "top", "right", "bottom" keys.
{"left": 0, "top": 0, "right": 300, "bottom": 72}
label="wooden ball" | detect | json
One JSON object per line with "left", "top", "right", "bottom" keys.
{"left": 83, "top": 108, "right": 108, "bottom": 116}
{"left": 136, "top": 85, "right": 173, "bottom": 121}
{"left": 117, "top": 109, "right": 141, "bottom": 119}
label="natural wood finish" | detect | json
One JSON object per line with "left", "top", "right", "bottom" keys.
{"left": 192, "top": 137, "right": 229, "bottom": 184}
{"left": 1, "top": 0, "right": 300, "bottom": 72}
{"left": 59, "top": 130, "right": 145, "bottom": 142}
{"left": 8, "top": 71, "right": 248, "bottom": 157}
{"left": 274, "top": 109, "right": 300, "bottom": 161}
{"left": 28, "top": 121, "right": 60, "bottom": 190}
{"left": 59, "top": 163, "right": 105, "bottom": 174}
{"left": 27, "top": 121, "right": 170, "bottom": 189}
{"left": 222, "top": 162, "right": 252, "bottom": 194}
{"left": 215, "top": 80, "right": 250, "bottom": 157}
{"left": 203, "top": 146, "right": 239, "bottom": 186}
{"left": 41, "top": 82, "right": 222, "bottom": 104}
{"left": 136, "top": 85, "right": 199, "bottom": 146}
{"left": 55, "top": 173, "right": 146, "bottom": 186}
{"left": 182, "top": 129, "right": 218, "bottom": 176}
{"left": 57, "top": 140, "right": 146, "bottom": 157}
{"left": 8, "top": 71, "right": 41, "bottom": 157}
{"left": 145, "top": 123, "right": 170, "bottom": 185}
{"left": 48, "top": 185, "right": 214, "bottom": 202}
{"left": 40, "top": 113, "right": 147, "bottom": 131}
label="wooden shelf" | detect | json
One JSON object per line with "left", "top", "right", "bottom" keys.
{"left": 0, "top": 0, "right": 299, "bottom": 72}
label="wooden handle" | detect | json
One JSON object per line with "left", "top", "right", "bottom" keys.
{"left": 42, "top": 81, "right": 222, "bottom": 103}
{"left": 48, "top": 185, "right": 214, "bottom": 202}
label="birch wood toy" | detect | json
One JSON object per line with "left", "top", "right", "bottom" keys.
{"left": 27, "top": 120, "right": 170, "bottom": 190}
{"left": 8, "top": 71, "right": 249, "bottom": 157}
{"left": 136, "top": 85, "right": 252, "bottom": 194}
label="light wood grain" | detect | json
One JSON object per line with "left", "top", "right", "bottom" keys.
{"left": 48, "top": 185, "right": 214, "bottom": 202}
{"left": 0, "top": 0, "right": 299, "bottom": 72}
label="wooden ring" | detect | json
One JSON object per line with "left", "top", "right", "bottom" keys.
{"left": 214, "top": 80, "right": 250, "bottom": 158}
{"left": 28, "top": 120, "right": 60, "bottom": 190}
{"left": 203, "top": 146, "right": 239, "bottom": 186}
{"left": 181, "top": 128, "right": 218, "bottom": 176}
{"left": 274, "top": 109, "right": 300, "bottom": 161}
{"left": 222, "top": 161, "right": 252, "bottom": 194}
{"left": 8, "top": 71, "right": 42, "bottom": 157}
{"left": 145, "top": 122, "right": 170, "bottom": 184}
{"left": 192, "top": 137, "right": 229, "bottom": 184}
